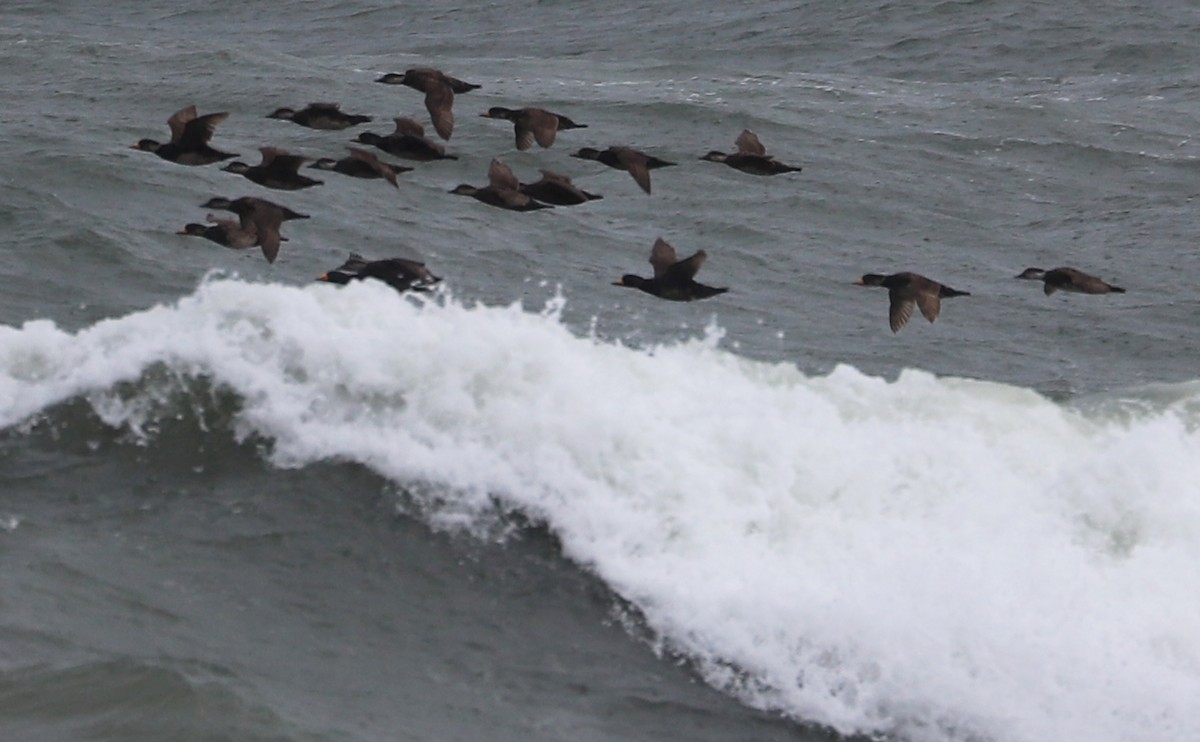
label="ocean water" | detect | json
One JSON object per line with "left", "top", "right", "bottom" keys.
{"left": 2, "top": 2, "right": 1199, "bottom": 741}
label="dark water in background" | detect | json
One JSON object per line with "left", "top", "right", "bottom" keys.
{"left": 3, "top": 2, "right": 1200, "bottom": 741}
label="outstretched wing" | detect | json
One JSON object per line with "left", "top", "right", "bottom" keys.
{"left": 888, "top": 296, "right": 915, "bottom": 332}
{"left": 664, "top": 250, "right": 708, "bottom": 282}
{"left": 735, "top": 129, "right": 767, "bottom": 156}
{"left": 259, "top": 146, "right": 308, "bottom": 174}
{"left": 616, "top": 148, "right": 653, "bottom": 194}
{"left": 392, "top": 117, "right": 426, "bottom": 137}
{"left": 648, "top": 238, "right": 679, "bottom": 278}
{"left": 425, "top": 84, "right": 455, "bottom": 140}
{"left": 487, "top": 159, "right": 521, "bottom": 191}
{"left": 914, "top": 291, "right": 942, "bottom": 323}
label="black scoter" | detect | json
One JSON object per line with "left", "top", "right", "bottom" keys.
{"left": 200, "top": 196, "right": 309, "bottom": 263}
{"left": 480, "top": 106, "right": 587, "bottom": 151}
{"left": 375, "top": 67, "right": 480, "bottom": 140}
{"left": 309, "top": 147, "right": 412, "bottom": 188}
{"left": 222, "top": 147, "right": 324, "bottom": 190}
{"left": 854, "top": 272, "right": 969, "bottom": 332}
{"left": 267, "top": 102, "right": 372, "bottom": 130}
{"left": 1016, "top": 267, "right": 1125, "bottom": 295}
{"left": 131, "top": 105, "right": 237, "bottom": 166}
{"left": 700, "top": 129, "right": 802, "bottom": 176}
{"left": 571, "top": 146, "right": 675, "bottom": 194}
{"left": 450, "top": 159, "right": 552, "bottom": 212}
{"left": 353, "top": 118, "right": 457, "bottom": 161}
{"left": 613, "top": 238, "right": 728, "bottom": 301}
{"left": 318, "top": 253, "right": 441, "bottom": 293}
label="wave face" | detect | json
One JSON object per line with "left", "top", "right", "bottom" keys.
{"left": 3, "top": 278, "right": 1199, "bottom": 742}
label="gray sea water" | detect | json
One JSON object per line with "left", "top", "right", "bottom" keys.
{"left": 3, "top": 2, "right": 1200, "bottom": 741}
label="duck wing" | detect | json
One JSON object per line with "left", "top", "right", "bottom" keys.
{"left": 526, "top": 108, "right": 559, "bottom": 149}
{"left": 392, "top": 117, "right": 427, "bottom": 137}
{"left": 664, "top": 250, "right": 708, "bottom": 283}
{"left": 425, "top": 83, "right": 455, "bottom": 140}
{"left": 913, "top": 290, "right": 942, "bottom": 323}
{"left": 888, "top": 293, "right": 916, "bottom": 332}
{"left": 616, "top": 147, "right": 653, "bottom": 194}
{"left": 347, "top": 147, "right": 399, "bottom": 187}
{"left": 487, "top": 159, "right": 521, "bottom": 191}
{"left": 259, "top": 147, "right": 308, "bottom": 174}
{"left": 648, "top": 238, "right": 680, "bottom": 278}
{"left": 735, "top": 129, "right": 767, "bottom": 156}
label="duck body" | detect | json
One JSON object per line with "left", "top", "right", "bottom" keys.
{"left": 701, "top": 151, "right": 802, "bottom": 176}
{"left": 614, "top": 238, "right": 728, "bottom": 301}
{"left": 855, "top": 271, "right": 969, "bottom": 332}
{"left": 519, "top": 170, "right": 602, "bottom": 206}
{"left": 223, "top": 147, "right": 323, "bottom": 190}
{"left": 1016, "top": 267, "right": 1125, "bottom": 295}
{"left": 309, "top": 147, "right": 411, "bottom": 188}
{"left": 319, "top": 253, "right": 441, "bottom": 293}
{"left": 480, "top": 106, "right": 587, "bottom": 150}
{"left": 571, "top": 146, "right": 675, "bottom": 194}
{"left": 132, "top": 105, "right": 237, "bottom": 165}
{"left": 267, "top": 102, "right": 372, "bottom": 130}
{"left": 177, "top": 214, "right": 259, "bottom": 250}
{"left": 375, "top": 68, "right": 480, "bottom": 140}
{"left": 450, "top": 184, "right": 551, "bottom": 211}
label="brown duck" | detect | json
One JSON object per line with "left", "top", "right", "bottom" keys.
{"left": 352, "top": 118, "right": 457, "bottom": 161}
{"left": 266, "top": 102, "right": 371, "bottom": 130}
{"left": 222, "top": 147, "right": 324, "bottom": 190}
{"left": 701, "top": 130, "right": 802, "bottom": 176}
{"left": 318, "top": 253, "right": 441, "bottom": 293}
{"left": 614, "top": 238, "right": 728, "bottom": 301}
{"left": 571, "top": 146, "right": 675, "bottom": 194}
{"left": 131, "top": 105, "right": 237, "bottom": 166}
{"left": 450, "top": 159, "right": 551, "bottom": 212}
{"left": 375, "top": 68, "right": 480, "bottom": 140}
{"left": 855, "top": 272, "right": 969, "bottom": 332}
{"left": 519, "top": 170, "right": 602, "bottom": 206}
{"left": 480, "top": 106, "right": 587, "bottom": 150}
{"left": 1016, "top": 267, "right": 1125, "bottom": 295}
{"left": 200, "top": 196, "right": 309, "bottom": 264}
{"left": 177, "top": 214, "right": 260, "bottom": 250}
{"left": 309, "top": 147, "right": 412, "bottom": 188}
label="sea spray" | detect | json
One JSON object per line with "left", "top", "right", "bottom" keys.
{"left": 2, "top": 278, "right": 1199, "bottom": 742}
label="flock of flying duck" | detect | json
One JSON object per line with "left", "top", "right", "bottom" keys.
{"left": 132, "top": 66, "right": 1126, "bottom": 332}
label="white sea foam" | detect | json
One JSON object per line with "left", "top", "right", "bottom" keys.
{"left": 2, "top": 278, "right": 1199, "bottom": 742}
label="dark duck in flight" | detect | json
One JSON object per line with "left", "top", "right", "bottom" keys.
{"left": 353, "top": 118, "right": 457, "bottom": 161}
{"left": 177, "top": 213, "right": 260, "bottom": 250}
{"left": 131, "top": 105, "right": 237, "bottom": 166}
{"left": 571, "top": 146, "right": 675, "bottom": 194}
{"left": 200, "top": 196, "right": 309, "bottom": 264}
{"left": 613, "top": 238, "right": 728, "bottom": 301}
{"left": 309, "top": 147, "right": 412, "bottom": 188}
{"left": 318, "top": 253, "right": 442, "bottom": 293}
{"left": 450, "top": 159, "right": 552, "bottom": 212}
{"left": 266, "top": 102, "right": 372, "bottom": 130}
{"left": 701, "top": 129, "right": 802, "bottom": 176}
{"left": 1015, "top": 267, "right": 1125, "bottom": 295}
{"left": 519, "top": 170, "right": 602, "bottom": 206}
{"left": 375, "top": 67, "right": 480, "bottom": 140}
{"left": 854, "top": 272, "right": 969, "bottom": 332}
{"left": 479, "top": 106, "right": 587, "bottom": 150}
{"left": 222, "top": 147, "right": 324, "bottom": 190}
